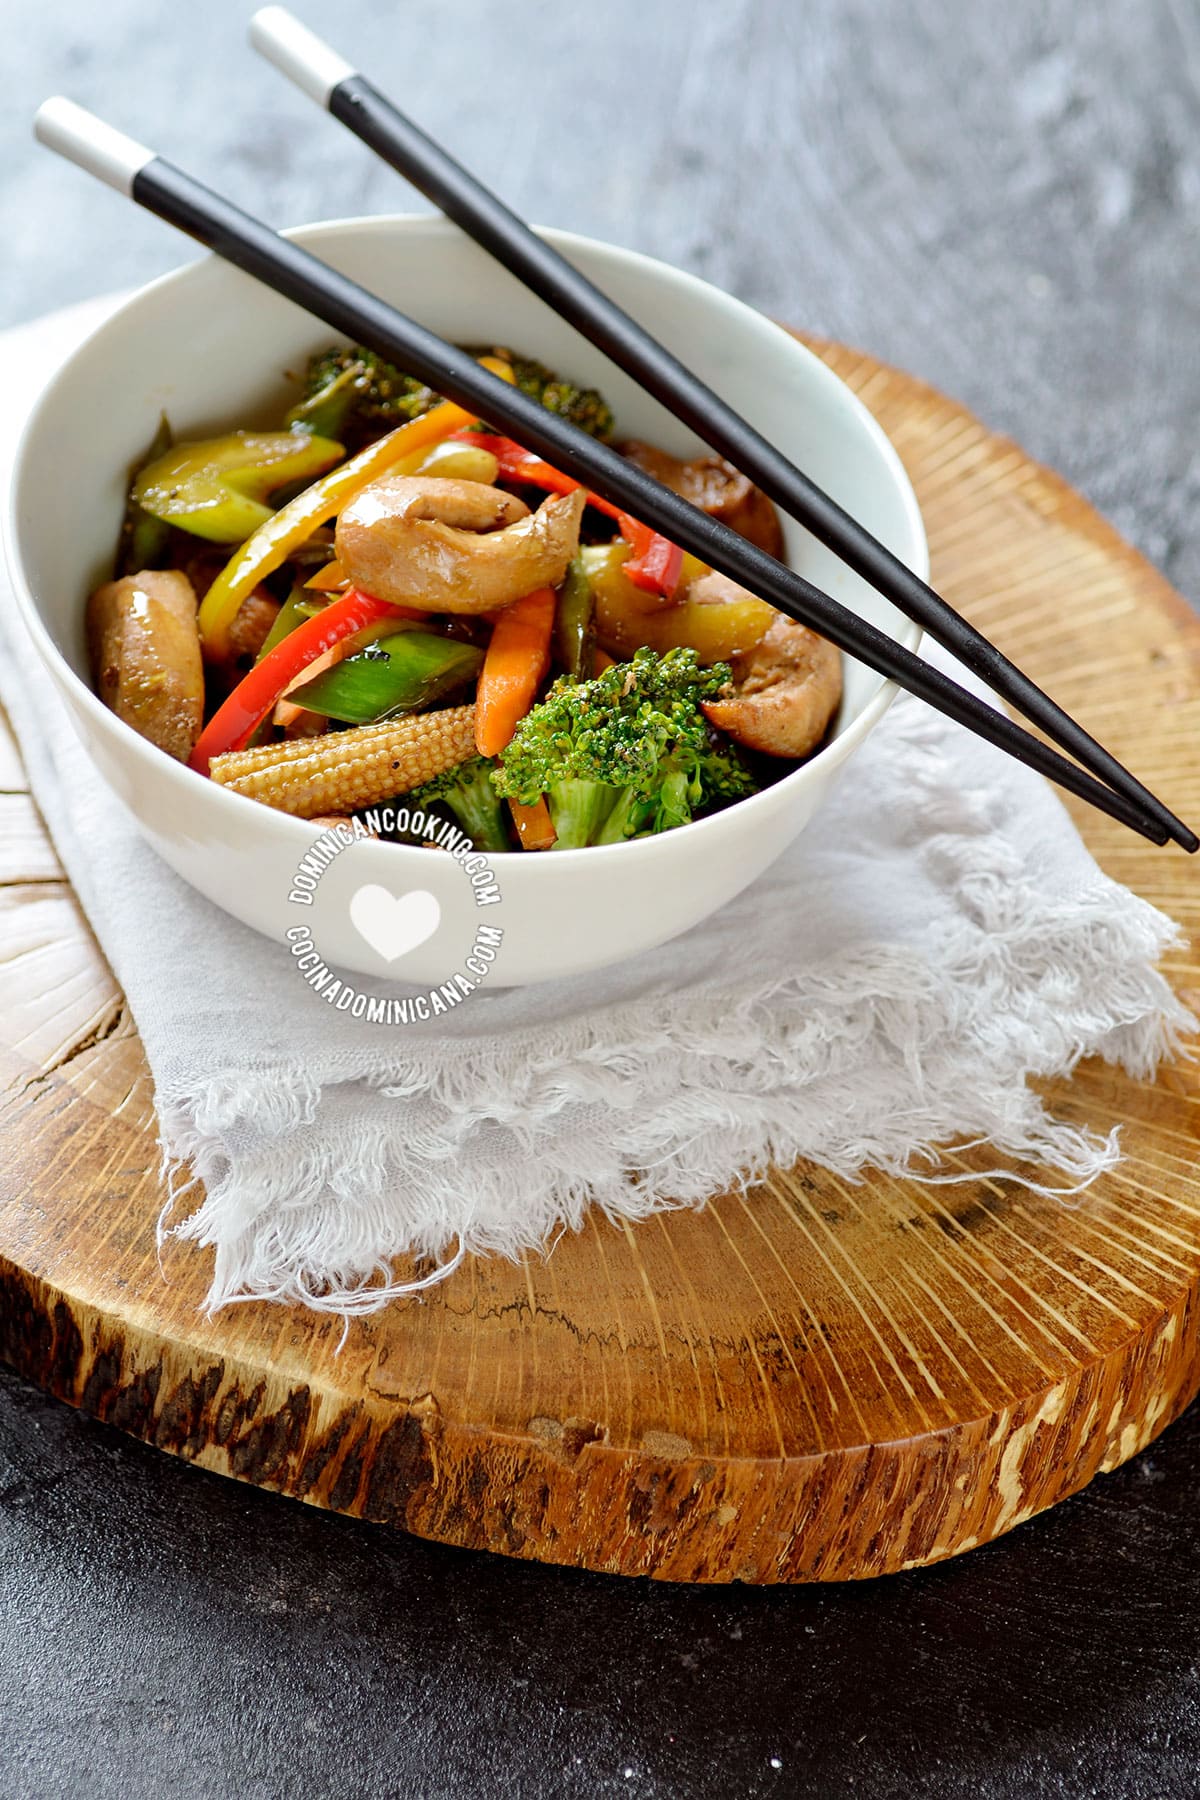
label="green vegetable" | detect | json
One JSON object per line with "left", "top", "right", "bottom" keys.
{"left": 289, "top": 342, "right": 615, "bottom": 443}
{"left": 554, "top": 556, "right": 596, "bottom": 680}
{"left": 254, "top": 586, "right": 312, "bottom": 663}
{"left": 286, "top": 630, "right": 483, "bottom": 725}
{"left": 286, "top": 347, "right": 438, "bottom": 438}
{"left": 116, "top": 414, "right": 173, "bottom": 577}
{"left": 478, "top": 348, "right": 615, "bottom": 441}
{"left": 492, "top": 645, "right": 756, "bottom": 848}
{"left": 408, "top": 755, "right": 511, "bottom": 854}
{"left": 132, "top": 431, "right": 345, "bottom": 544}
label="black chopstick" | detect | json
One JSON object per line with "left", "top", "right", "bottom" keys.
{"left": 248, "top": 6, "right": 1197, "bottom": 857}
{"left": 31, "top": 100, "right": 1173, "bottom": 846}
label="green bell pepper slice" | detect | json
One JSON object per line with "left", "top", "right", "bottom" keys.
{"left": 132, "top": 430, "right": 344, "bottom": 544}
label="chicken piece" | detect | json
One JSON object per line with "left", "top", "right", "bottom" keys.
{"left": 621, "top": 441, "right": 784, "bottom": 557}
{"left": 336, "top": 475, "right": 585, "bottom": 614}
{"left": 702, "top": 615, "right": 842, "bottom": 758}
{"left": 86, "top": 569, "right": 204, "bottom": 760}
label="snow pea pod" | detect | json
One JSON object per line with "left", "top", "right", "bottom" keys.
{"left": 553, "top": 556, "right": 596, "bottom": 681}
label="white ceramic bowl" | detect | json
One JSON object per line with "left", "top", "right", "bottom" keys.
{"left": 6, "top": 215, "right": 926, "bottom": 987}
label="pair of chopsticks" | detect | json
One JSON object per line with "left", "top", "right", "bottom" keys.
{"left": 32, "top": 10, "right": 1195, "bottom": 852}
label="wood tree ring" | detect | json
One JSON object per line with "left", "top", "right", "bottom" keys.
{"left": 2, "top": 336, "right": 1198, "bottom": 1582}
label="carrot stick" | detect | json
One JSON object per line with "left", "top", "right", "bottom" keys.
{"left": 508, "top": 796, "right": 557, "bottom": 850}
{"left": 475, "top": 586, "right": 556, "bottom": 758}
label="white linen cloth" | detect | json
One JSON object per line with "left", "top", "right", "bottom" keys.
{"left": 1, "top": 298, "right": 1192, "bottom": 1318}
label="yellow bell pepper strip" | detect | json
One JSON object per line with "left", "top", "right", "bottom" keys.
{"left": 133, "top": 431, "right": 345, "bottom": 545}
{"left": 305, "top": 559, "right": 349, "bottom": 591}
{"left": 410, "top": 439, "right": 500, "bottom": 485}
{"left": 189, "top": 587, "right": 416, "bottom": 775}
{"left": 196, "top": 399, "right": 473, "bottom": 661}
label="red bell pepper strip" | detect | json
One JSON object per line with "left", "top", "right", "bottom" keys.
{"left": 188, "top": 587, "right": 414, "bottom": 775}
{"left": 618, "top": 517, "right": 684, "bottom": 593}
{"left": 459, "top": 433, "right": 683, "bottom": 597}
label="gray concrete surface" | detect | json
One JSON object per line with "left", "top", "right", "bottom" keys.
{"left": 6, "top": 0, "right": 1200, "bottom": 606}
{"left": 4, "top": 1, "right": 1200, "bottom": 1795}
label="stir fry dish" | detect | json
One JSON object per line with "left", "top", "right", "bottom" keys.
{"left": 87, "top": 344, "right": 843, "bottom": 851}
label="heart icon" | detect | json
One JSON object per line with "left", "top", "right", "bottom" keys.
{"left": 349, "top": 884, "right": 441, "bottom": 963}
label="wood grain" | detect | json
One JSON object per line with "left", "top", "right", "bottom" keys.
{"left": 2, "top": 338, "right": 1198, "bottom": 1583}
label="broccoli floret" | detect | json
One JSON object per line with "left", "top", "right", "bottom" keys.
{"left": 408, "top": 755, "right": 511, "bottom": 855}
{"left": 492, "top": 646, "right": 756, "bottom": 848}
{"left": 289, "top": 342, "right": 615, "bottom": 445}
{"left": 505, "top": 351, "right": 615, "bottom": 441}
{"left": 287, "top": 347, "right": 438, "bottom": 439}
{"left": 462, "top": 346, "right": 615, "bottom": 440}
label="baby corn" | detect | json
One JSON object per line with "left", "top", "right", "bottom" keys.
{"left": 209, "top": 706, "right": 476, "bottom": 817}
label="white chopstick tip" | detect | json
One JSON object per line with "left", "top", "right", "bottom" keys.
{"left": 34, "top": 97, "right": 153, "bottom": 196}
{"left": 249, "top": 6, "right": 355, "bottom": 106}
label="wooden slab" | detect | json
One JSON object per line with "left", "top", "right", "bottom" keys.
{"left": 2, "top": 337, "right": 1198, "bottom": 1584}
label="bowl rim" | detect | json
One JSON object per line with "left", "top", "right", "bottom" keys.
{"left": 4, "top": 211, "right": 928, "bottom": 869}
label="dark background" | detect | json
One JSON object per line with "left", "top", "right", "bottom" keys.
{"left": 4, "top": 1, "right": 1200, "bottom": 1794}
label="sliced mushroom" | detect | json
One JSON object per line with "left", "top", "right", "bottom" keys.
{"left": 621, "top": 440, "right": 784, "bottom": 557}
{"left": 702, "top": 615, "right": 842, "bottom": 758}
{"left": 86, "top": 569, "right": 204, "bottom": 760}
